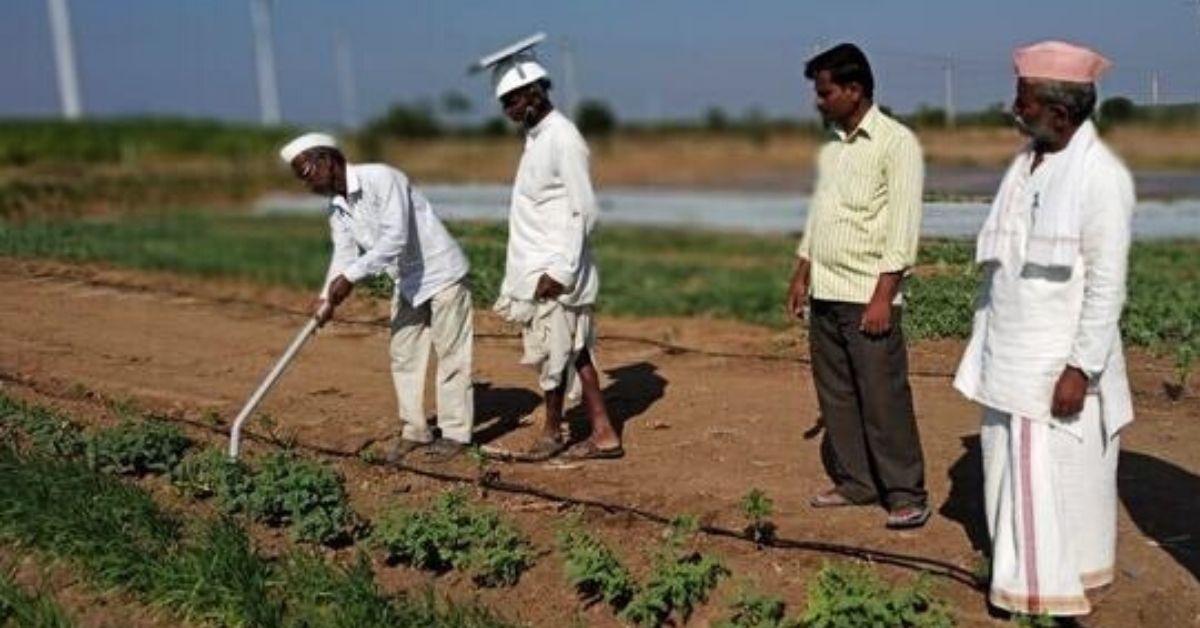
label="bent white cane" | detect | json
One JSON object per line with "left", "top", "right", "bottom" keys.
{"left": 228, "top": 303, "right": 331, "bottom": 458}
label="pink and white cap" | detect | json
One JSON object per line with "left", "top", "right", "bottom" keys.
{"left": 1013, "top": 40, "right": 1112, "bottom": 84}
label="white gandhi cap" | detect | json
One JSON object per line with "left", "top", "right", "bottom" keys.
{"left": 471, "top": 32, "right": 549, "bottom": 100}
{"left": 279, "top": 132, "right": 338, "bottom": 164}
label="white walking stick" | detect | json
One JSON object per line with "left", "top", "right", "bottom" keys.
{"left": 228, "top": 303, "right": 330, "bottom": 458}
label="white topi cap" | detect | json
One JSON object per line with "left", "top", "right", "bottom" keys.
{"left": 279, "top": 132, "right": 338, "bottom": 164}
{"left": 471, "top": 32, "right": 549, "bottom": 100}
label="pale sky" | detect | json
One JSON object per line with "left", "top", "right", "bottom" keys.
{"left": 5, "top": 0, "right": 1199, "bottom": 125}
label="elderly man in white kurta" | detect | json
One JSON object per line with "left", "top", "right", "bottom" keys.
{"left": 477, "top": 35, "right": 622, "bottom": 461}
{"left": 953, "top": 42, "right": 1135, "bottom": 618}
{"left": 279, "top": 133, "right": 474, "bottom": 464}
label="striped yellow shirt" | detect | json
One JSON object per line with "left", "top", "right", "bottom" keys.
{"left": 796, "top": 105, "right": 925, "bottom": 304}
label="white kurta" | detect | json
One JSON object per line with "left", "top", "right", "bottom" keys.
{"left": 499, "top": 109, "right": 599, "bottom": 306}
{"left": 954, "top": 140, "right": 1135, "bottom": 439}
{"left": 954, "top": 134, "right": 1135, "bottom": 616}
{"left": 322, "top": 164, "right": 469, "bottom": 307}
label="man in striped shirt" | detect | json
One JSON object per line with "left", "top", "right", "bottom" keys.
{"left": 786, "top": 43, "right": 930, "bottom": 529}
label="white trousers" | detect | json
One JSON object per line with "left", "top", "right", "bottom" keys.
{"left": 981, "top": 398, "right": 1119, "bottom": 616}
{"left": 389, "top": 281, "right": 474, "bottom": 444}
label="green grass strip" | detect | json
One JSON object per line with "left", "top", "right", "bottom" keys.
{"left": 2, "top": 212, "right": 1196, "bottom": 358}
{"left": 0, "top": 389, "right": 513, "bottom": 628}
{"left": 0, "top": 566, "right": 74, "bottom": 628}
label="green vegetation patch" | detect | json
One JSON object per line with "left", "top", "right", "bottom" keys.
{"left": 371, "top": 490, "right": 536, "bottom": 587}
{"left": 243, "top": 451, "right": 358, "bottom": 545}
{"left": 0, "top": 393, "right": 511, "bottom": 627}
{"left": 4, "top": 212, "right": 1194, "bottom": 369}
{"left": 84, "top": 418, "right": 191, "bottom": 476}
{"left": 716, "top": 586, "right": 800, "bottom": 628}
{"left": 620, "top": 516, "right": 730, "bottom": 627}
{"left": 0, "top": 117, "right": 293, "bottom": 166}
{"left": 557, "top": 521, "right": 638, "bottom": 610}
{"left": 800, "top": 561, "right": 954, "bottom": 628}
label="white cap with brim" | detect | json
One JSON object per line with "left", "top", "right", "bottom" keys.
{"left": 279, "top": 132, "right": 338, "bottom": 164}
{"left": 470, "top": 32, "right": 549, "bottom": 99}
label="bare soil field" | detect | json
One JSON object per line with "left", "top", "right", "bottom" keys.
{"left": 0, "top": 258, "right": 1196, "bottom": 626}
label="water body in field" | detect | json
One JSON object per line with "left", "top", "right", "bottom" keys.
{"left": 256, "top": 184, "right": 1200, "bottom": 241}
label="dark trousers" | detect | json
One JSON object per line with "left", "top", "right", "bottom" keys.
{"left": 809, "top": 299, "right": 927, "bottom": 509}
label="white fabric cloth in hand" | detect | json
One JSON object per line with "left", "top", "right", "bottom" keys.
{"left": 495, "top": 297, "right": 595, "bottom": 401}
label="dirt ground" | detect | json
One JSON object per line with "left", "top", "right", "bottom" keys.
{"left": 0, "top": 258, "right": 1196, "bottom": 627}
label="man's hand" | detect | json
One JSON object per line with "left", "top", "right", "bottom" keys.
{"left": 859, "top": 296, "right": 893, "bottom": 336}
{"left": 860, "top": 271, "right": 904, "bottom": 337}
{"left": 1051, "top": 366, "right": 1089, "bottom": 419}
{"left": 313, "top": 275, "right": 353, "bottom": 328}
{"left": 534, "top": 274, "right": 565, "bottom": 300}
{"left": 327, "top": 275, "right": 353, "bottom": 305}
{"left": 311, "top": 298, "right": 334, "bottom": 327}
{"left": 786, "top": 259, "right": 810, "bottom": 320}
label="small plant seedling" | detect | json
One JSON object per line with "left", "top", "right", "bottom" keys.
{"left": 739, "top": 488, "right": 777, "bottom": 548}
{"left": 202, "top": 409, "right": 226, "bottom": 427}
{"left": 971, "top": 555, "right": 991, "bottom": 587}
{"left": 716, "top": 584, "right": 799, "bottom": 628}
{"left": 1165, "top": 344, "right": 1194, "bottom": 401}
{"left": 557, "top": 515, "right": 637, "bottom": 610}
{"left": 621, "top": 553, "right": 729, "bottom": 627}
{"left": 1013, "top": 613, "right": 1057, "bottom": 628}
{"left": 171, "top": 448, "right": 253, "bottom": 513}
{"left": 358, "top": 446, "right": 385, "bottom": 465}
{"left": 621, "top": 514, "right": 729, "bottom": 627}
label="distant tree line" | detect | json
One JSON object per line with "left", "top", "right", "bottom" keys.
{"left": 901, "top": 98, "right": 1200, "bottom": 130}
{"left": 2, "top": 94, "right": 1194, "bottom": 167}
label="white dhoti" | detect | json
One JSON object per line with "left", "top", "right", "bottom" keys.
{"left": 981, "top": 397, "right": 1119, "bottom": 616}
{"left": 494, "top": 297, "right": 596, "bottom": 400}
{"left": 389, "top": 281, "right": 474, "bottom": 444}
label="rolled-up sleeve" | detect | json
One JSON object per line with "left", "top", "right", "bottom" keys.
{"left": 796, "top": 200, "right": 815, "bottom": 260}
{"left": 546, "top": 135, "right": 595, "bottom": 289}
{"left": 341, "top": 175, "right": 410, "bottom": 284}
{"left": 878, "top": 133, "right": 924, "bottom": 273}
{"left": 1068, "top": 166, "right": 1134, "bottom": 376}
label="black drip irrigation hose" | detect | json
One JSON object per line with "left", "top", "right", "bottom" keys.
{"left": 157, "top": 412, "right": 983, "bottom": 593}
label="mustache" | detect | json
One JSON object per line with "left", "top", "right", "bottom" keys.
{"left": 1012, "top": 113, "right": 1054, "bottom": 142}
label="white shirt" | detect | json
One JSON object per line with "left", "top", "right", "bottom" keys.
{"left": 954, "top": 139, "right": 1135, "bottom": 439}
{"left": 322, "top": 164, "right": 469, "bottom": 307}
{"left": 500, "top": 109, "right": 599, "bottom": 306}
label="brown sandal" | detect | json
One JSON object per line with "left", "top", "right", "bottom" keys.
{"left": 560, "top": 440, "right": 625, "bottom": 461}
{"left": 521, "top": 435, "right": 567, "bottom": 461}
{"left": 809, "top": 489, "right": 874, "bottom": 509}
